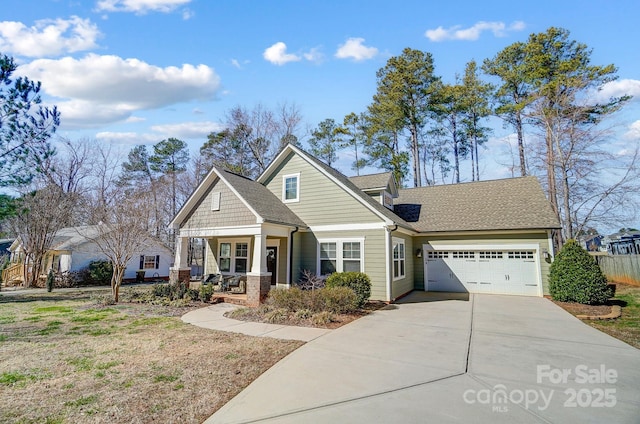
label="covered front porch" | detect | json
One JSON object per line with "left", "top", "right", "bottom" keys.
{"left": 170, "top": 223, "right": 296, "bottom": 306}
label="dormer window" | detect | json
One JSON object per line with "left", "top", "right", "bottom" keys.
{"left": 283, "top": 173, "right": 300, "bottom": 203}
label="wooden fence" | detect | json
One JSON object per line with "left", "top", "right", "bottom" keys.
{"left": 594, "top": 255, "right": 640, "bottom": 285}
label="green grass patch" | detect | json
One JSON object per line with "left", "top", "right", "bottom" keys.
{"left": 154, "top": 374, "right": 179, "bottom": 383}
{"left": 96, "top": 360, "right": 120, "bottom": 370}
{"left": 33, "top": 306, "right": 74, "bottom": 314}
{"left": 66, "top": 356, "right": 95, "bottom": 372}
{"left": 64, "top": 394, "right": 98, "bottom": 408}
{"left": 0, "top": 314, "right": 15, "bottom": 324}
{"left": 70, "top": 308, "right": 118, "bottom": 323}
{"left": 24, "top": 315, "right": 43, "bottom": 322}
{"left": 0, "top": 371, "right": 27, "bottom": 385}
{"left": 0, "top": 334, "right": 6, "bottom": 342}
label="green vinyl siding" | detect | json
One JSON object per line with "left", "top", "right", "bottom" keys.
{"left": 264, "top": 153, "right": 382, "bottom": 226}
{"left": 310, "top": 229, "right": 388, "bottom": 301}
{"left": 391, "top": 232, "right": 414, "bottom": 300}
{"left": 182, "top": 178, "right": 255, "bottom": 229}
{"left": 412, "top": 232, "right": 552, "bottom": 294}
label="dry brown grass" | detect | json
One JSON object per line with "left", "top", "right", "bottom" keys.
{"left": 0, "top": 289, "right": 303, "bottom": 423}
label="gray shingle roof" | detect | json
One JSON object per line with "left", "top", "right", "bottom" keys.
{"left": 349, "top": 172, "right": 393, "bottom": 191}
{"left": 219, "top": 168, "right": 307, "bottom": 228}
{"left": 394, "top": 176, "right": 560, "bottom": 232}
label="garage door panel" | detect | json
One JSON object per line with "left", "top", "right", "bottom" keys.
{"left": 424, "top": 247, "right": 540, "bottom": 296}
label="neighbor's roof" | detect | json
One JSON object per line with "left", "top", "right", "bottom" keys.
{"left": 218, "top": 168, "right": 307, "bottom": 228}
{"left": 349, "top": 172, "right": 393, "bottom": 191}
{"left": 394, "top": 176, "right": 561, "bottom": 232}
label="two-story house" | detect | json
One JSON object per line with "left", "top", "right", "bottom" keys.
{"left": 169, "top": 144, "right": 560, "bottom": 306}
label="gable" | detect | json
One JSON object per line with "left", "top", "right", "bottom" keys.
{"left": 180, "top": 177, "right": 257, "bottom": 229}
{"left": 262, "top": 151, "right": 383, "bottom": 226}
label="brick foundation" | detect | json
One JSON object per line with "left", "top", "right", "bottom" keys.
{"left": 246, "top": 274, "right": 272, "bottom": 307}
{"left": 169, "top": 268, "right": 191, "bottom": 287}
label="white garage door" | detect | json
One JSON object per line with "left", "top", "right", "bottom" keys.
{"left": 424, "top": 247, "right": 540, "bottom": 296}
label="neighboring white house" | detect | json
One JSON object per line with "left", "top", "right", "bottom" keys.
{"left": 5, "top": 225, "right": 173, "bottom": 284}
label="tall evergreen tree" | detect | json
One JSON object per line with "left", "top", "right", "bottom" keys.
{"left": 342, "top": 112, "right": 368, "bottom": 175}
{"left": 309, "top": 118, "right": 345, "bottom": 167}
{"left": 483, "top": 42, "right": 531, "bottom": 176}
{"left": 461, "top": 60, "right": 493, "bottom": 181}
{"left": 149, "top": 138, "right": 189, "bottom": 220}
{"left": 371, "top": 48, "right": 440, "bottom": 187}
{"left": 0, "top": 54, "right": 60, "bottom": 187}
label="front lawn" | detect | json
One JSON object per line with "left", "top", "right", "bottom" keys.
{"left": 0, "top": 288, "right": 302, "bottom": 424}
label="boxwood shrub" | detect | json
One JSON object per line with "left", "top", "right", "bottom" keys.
{"left": 325, "top": 272, "right": 371, "bottom": 308}
{"left": 549, "top": 239, "right": 612, "bottom": 305}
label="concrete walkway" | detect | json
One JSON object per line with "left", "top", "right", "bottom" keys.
{"left": 204, "top": 292, "right": 640, "bottom": 423}
{"left": 182, "top": 303, "right": 331, "bottom": 342}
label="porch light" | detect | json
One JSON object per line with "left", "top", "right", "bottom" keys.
{"left": 416, "top": 248, "right": 422, "bottom": 258}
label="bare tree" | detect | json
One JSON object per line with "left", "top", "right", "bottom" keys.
{"left": 80, "top": 189, "right": 154, "bottom": 302}
{"left": 8, "top": 185, "right": 73, "bottom": 287}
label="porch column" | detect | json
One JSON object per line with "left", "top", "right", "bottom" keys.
{"left": 247, "top": 233, "right": 271, "bottom": 306}
{"left": 250, "top": 234, "right": 268, "bottom": 274}
{"left": 170, "top": 236, "right": 191, "bottom": 285}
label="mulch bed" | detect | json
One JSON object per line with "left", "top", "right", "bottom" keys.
{"left": 551, "top": 300, "right": 612, "bottom": 317}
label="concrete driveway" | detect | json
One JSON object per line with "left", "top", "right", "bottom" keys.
{"left": 207, "top": 292, "right": 640, "bottom": 423}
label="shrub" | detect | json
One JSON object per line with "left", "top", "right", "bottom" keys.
{"left": 152, "top": 282, "right": 188, "bottom": 301}
{"left": 549, "top": 239, "right": 612, "bottom": 305}
{"left": 317, "top": 286, "right": 359, "bottom": 314}
{"left": 46, "top": 269, "right": 55, "bottom": 292}
{"left": 311, "top": 311, "right": 335, "bottom": 326}
{"left": 79, "top": 261, "right": 113, "bottom": 286}
{"left": 199, "top": 284, "right": 215, "bottom": 302}
{"left": 265, "top": 308, "right": 289, "bottom": 323}
{"left": 325, "top": 272, "right": 371, "bottom": 308}
{"left": 266, "top": 287, "right": 307, "bottom": 312}
{"left": 55, "top": 271, "right": 80, "bottom": 288}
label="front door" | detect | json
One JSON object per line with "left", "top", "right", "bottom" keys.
{"left": 266, "top": 247, "right": 277, "bottom": 286}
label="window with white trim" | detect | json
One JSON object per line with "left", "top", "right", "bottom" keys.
{"left": 318, "top": 238, "right": 363, "bottom": 276}
{"left": 219, "top": 240, "right": 250, "bottom": 273}
{"left": 235, "top": 243, "right": 248, "bottom": 273}
{"left": 219, "top": 243, "right": 231, "bottom": 272}
{"left": 282, "top": 173, "right": 300, "bottom": 202}
{"left": 393, "top": 238, "right": 405, "bottom": 279}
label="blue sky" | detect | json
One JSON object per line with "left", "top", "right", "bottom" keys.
{"left": 3, "top": 0, "right": 640, "bottom": 180}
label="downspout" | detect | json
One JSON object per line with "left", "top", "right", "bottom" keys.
{"left": 386, "top": 224, "right": 398, "bottom": 302}
{"left": 288, "top": 226, "right": 299, "bottom": 287}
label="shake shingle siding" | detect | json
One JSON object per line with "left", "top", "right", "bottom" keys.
{"left": 181, "top": 179, "right": 255, "bottom": 229}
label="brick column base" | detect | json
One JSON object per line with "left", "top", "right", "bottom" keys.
{"left": 170, "top": 267, "right": 191, "bottom": 287}
{"left": 246, "top": 274, "right": 272, "bottom": 307}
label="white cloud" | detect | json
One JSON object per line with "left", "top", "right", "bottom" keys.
{"left": 96, "top": 0, "right": 191, "bottom": 14}
{"left": 263, "top": 42, "right": 300, "bottom": 66}
{"left": 335, "top": 37, "right": 378, "bottom": 61}
{"left": 95, "top": 131, "right": 159, "bottom": 145}
{"left": 17, "top": 54, "right": 221, "bottom": 129}
{"left": 303, "top": 47, "right": 324, "bottom": 64}
{"left": 96, "top": 120, "right": 224, "bottom": 144}
{"left": 125, "top": 116, "right": 146, "bottom": 123}
{"left": 425, "top": 21, "right": 525, "bottom": 42}
{"left": 150, "top": 121, "right": 225, "bottom": 138}
{"left": 181, "top": 8, "right": 195, "bottom": 20}
{"left": 0, "top": 16, "right": 101, "bottom": 57}
{"left": 594, "top": 79, "right": 640, "bottom": 103}
{"left": 624, "top": 120, "right": 640, "bottom": 140}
